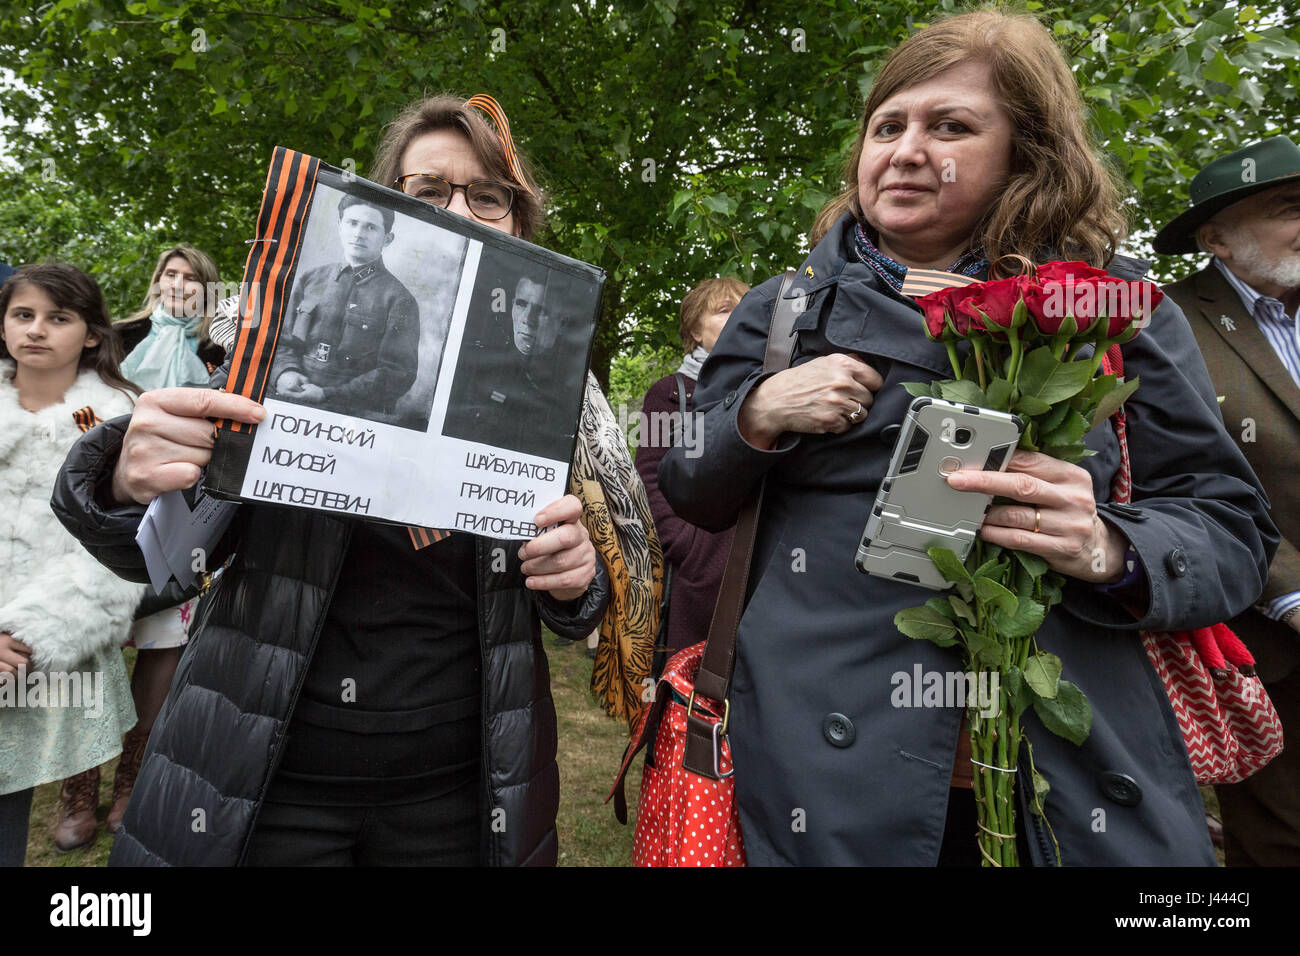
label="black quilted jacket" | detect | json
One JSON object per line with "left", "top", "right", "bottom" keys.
{"left": 52, "top": 414, "right": 610, "bottom": 866}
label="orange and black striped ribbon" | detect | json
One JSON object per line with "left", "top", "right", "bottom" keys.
{"left": 465, "top": 94, "right": 535, "bottom": 196}
{"left": 407, "top": 526, "right": 453, "bottom": 550}
{"left": 220, "top": 147, "right": 321, "bottom": 427}
{"left": 899, "top": 268, "right": 979, "bottom": 298}
{"left": 71, "top": 406, "right": 103, "bottom": 434}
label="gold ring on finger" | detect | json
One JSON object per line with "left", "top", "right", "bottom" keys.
{"left": 1034, "top": 509, "right": 1042, "bottom": 534}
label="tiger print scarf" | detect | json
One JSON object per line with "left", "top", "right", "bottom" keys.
{"left": 571, "top": 372, "right": 661, "bottom": 725}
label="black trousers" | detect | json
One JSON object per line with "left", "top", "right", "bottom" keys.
{"left": 0, "top": 787, "right": 34, "bottom": 868}
{"left": 243, "top": 775, "right": 480, "bottom": 866}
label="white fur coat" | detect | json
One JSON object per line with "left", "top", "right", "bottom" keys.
{"left": 0, "top": 364, "right": 145, "bottom": 671}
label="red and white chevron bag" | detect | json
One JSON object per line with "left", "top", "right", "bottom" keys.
{"left": 1104, "top": 345, "right": 1283, "bottom": 785}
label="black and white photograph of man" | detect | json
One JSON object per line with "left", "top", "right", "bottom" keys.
{"left": 442, "top": 247, "right": 591, "bottom": 459}
{"left": 269, "top": 185, "right": 466, "bottom": 430}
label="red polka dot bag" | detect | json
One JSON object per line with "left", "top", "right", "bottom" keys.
{"left": 607, "top": 272, "right": 803, "bottom": 867}
{"left": 608, "top": 641, "right": 746, "bottom": 866}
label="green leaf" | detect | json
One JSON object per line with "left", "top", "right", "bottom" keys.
{"left": 964, "top": 628, "right": 1003, "bottom": 668}
{"left": 1031, "top": 680, "right": 1093, "bottom": 745}
{"left": 1017, "top": 346, "right": 1096, "bottom": 406}
{"left": 949, "top": 595, "right": 977, "bottom": 626}
{"left": 925, "top": 596, "right": 959, "bottom": 621}
{"left": 1038, "top": 401, "right": 1071, "bottom": 434}
{"left": 700, "top": 193, "right": 736, "bottom": 215}
{"left": 991, "top": 595, "right": 1047, "bottom": 639}
{"left": 1090, "top": 375, "right": 1141, "bottom": 428}
{"left": 1043, "top": 408, "right": 1090, "bottom": 446}
{"left": 1023, "top": 652, "right": 1063, "bottom": 699}
{"left": 927, "top": 546, "right": 972, "bottom": 584}
{"left": 1014, "top": 550, "right": 1049, "bottom": 577}
{"left": 973, "top": 577, "right": 1017, "bottom": 614}
{"left": 1012, "top": 559, "right": 1035, "bottom": 599}
{"left": 1031, "top": 769, "right": 1051, "bottom": 813}
{"left": 901, "top": 380, "right": 932, "bottom": 398}
{"left": 1039, "top": 442, "right": 1090, "bottom": 462}
{"left": 938, "top": 379, "right": 988, "bottom": 406}
{"left": 1004, "top": 665, "right": 1032, "bottom": 714}
{"left": 985, "top": 377, "right": 1013, "bottom": 410}
{"left": 1014, "top": 393, "right": 1053, "bottom": 416}
{"left": 971, "top": 556, "right": 1004, "bottom": 582}
{"left": 894, "top": 606, "right": 960, "bottom": 647}
{"left": 1040, "top": 573, "right": 1065, "bottom": 610}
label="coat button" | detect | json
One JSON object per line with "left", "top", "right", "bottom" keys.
{"left": 361, "top": 324, "right": 369, "bottom": 330}
{"left": 1099, "top": 771, "right": 1142, "bottom": 806}
{"left": 822, "top": 713, "right": 855, "bottom": 748}
{"left": 723, "top": 390, "right": 738, "bottom": 409}
{"left": 880, "top": 423, "right": 901, "bottom": 445}
{"left": 1165, "top": 548, "right": 1188, "bottom": 578}
{"left": 1110, "top": 503, "right": 1146, "bottom": 520}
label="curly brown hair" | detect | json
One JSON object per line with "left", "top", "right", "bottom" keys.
{"left": 811, "top": 9, "right": 1127, "bottom": 268}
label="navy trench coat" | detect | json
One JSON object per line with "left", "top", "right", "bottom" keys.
{"left": 659, "top": 214, "right": 1277, "bottom": 865}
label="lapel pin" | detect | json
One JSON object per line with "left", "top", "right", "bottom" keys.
{"left": 805, "top": 266, "right": 814, "bottom": 278}
{"left": 1219, "top": 314, "right": 1236, "bottom": 331}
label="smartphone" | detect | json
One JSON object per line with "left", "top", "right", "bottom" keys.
{"left": 855, "top": 397, "right": 1023, "bottom": 590}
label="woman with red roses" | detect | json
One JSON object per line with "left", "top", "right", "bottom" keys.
{"left": 660, "top": 10, "right": 1276, "bottom": 865}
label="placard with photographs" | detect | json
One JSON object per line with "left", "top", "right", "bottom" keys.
{"left": 205, "top": 148, "right": 604, "bottom": 539}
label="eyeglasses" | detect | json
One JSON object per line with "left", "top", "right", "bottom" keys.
{"left": 393, "top": 174, "right": 516, "bottom": 221}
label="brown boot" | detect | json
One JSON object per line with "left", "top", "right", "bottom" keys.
{"left": 54, "top": 767, "right": 100, "bottom": 852}
{"left": 107, "top": 726, "right": 149, "bottom": 834}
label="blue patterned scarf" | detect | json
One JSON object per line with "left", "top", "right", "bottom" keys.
{"left": 852, "top": 221, "right": 988, "bottom": 292}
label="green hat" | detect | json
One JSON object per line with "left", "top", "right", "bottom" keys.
{"left": 1154, "top": 135, "right": 1300, "bottom": 255}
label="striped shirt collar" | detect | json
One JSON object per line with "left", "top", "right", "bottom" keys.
{"left": 1213, "top": 256, "right": 1300, "bottom": 390}
{"left": 1212, "top": 256, "right": 1299, "bottom": 324}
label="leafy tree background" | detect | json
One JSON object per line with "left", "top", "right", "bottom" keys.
{"left": 2, "top": 0, "right": 1297, "bottom": 415}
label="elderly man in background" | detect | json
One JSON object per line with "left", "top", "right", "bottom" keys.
{"left": 1157, "top": 135, "right": 1300, "bottom": 866}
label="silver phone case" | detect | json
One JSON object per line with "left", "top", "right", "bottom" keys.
{"left": 855, "top": 397, "right": 1023, "bottom": 590}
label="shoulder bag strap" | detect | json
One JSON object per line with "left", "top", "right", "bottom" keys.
{"left": 683, "top": 270, "right": 800, "bottom": 778}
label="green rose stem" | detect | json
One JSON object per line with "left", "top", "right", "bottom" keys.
{"left": 971, "top": 337, "right": 988, "bottom": 390}
{"left": 1005, "top": 325, "right": 1024, "bottom": 384}
{"left": 945, "top": 339, "right": 963, "bottom": 380}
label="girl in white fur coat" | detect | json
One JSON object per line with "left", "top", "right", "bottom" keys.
{"left": 0, "top": 264, "right": 145, "bottom": 864}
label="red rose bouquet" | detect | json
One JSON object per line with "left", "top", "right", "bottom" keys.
{"left": 894, "top": 260, "right": 1163, "bottom": 865}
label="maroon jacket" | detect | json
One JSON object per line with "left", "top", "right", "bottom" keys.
{"left": 635, "top": 372, "right": 735, "bottom": 652}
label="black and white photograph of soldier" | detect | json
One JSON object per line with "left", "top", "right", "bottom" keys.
{"left": 270, "top": 184, "right": 467, "bottom": 430}
{"left": 441, "top": 246, "right": 592, "bottom": 460}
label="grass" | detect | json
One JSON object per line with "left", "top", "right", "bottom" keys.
{"left": 23, "top": 637, "right": 640, "bottom": 867}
